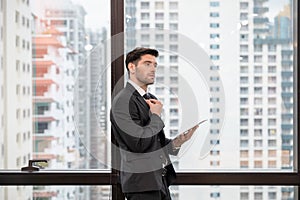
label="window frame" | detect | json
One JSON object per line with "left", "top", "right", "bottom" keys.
{"left": 0, "top": 0, "right": 299, "bottom": 200}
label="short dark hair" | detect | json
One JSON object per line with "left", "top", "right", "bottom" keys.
{"left": 125, "top": 47, "right": 159, "bottom": 72}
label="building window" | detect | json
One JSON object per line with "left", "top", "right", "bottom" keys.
{"left": 169, "top": 34, "right": 178, "bottom": 41}
{"left": 210, "top": 65, "right": 220, "bottom": 70}
{"left": 210, "top": 44, "right": 220, "bottom": 49}
{"left": 254, "top": 129, "right": 262, "bottom": 136}
{"left": 268, "top": 55, "right": 276, "bottom": 62}
{"left": 210, "top": 129, "right": 219, "bottom": 134}
{"left": 169, "top": 12, "right": 178, "bottom": 20}
{"left": 15, "top": 11, "right": 20, "bottom": 23}
{"left": 210, "top": 140, "right": 220, "bottom": 145}
{"left": 210, "top": 1, "right": 220, "bottom": 7}
{"left": 240, "top": 150, "right": 249, "bottom": 157}
{"left": 268, "top": 140, "right": 277, "bottom": 147}
{"left": 15, "top": 35, "right": 20, "bottom": 47}
{"left": 254, "top": 150, "right": 262, "bottom": 157}
{"left": 210, "top": 12, "right": 220, "bottom": 17}
{"left": 141, "top": 12, "right": 150, "bottom": 20}
{"left": 240, "top": 192, "right": 249, "bottom": 200}
{"left": 170, "top": 55, "right": 178, "bottom": 63}
{"left": 210, "top": 192, "right": 220, "bottom": 198}
{"left": 240, "top": 161, "right": 248, "bottom": 168}
{"left": 254, "top": 140, "right": 263, "bottom": 147}
{"left": 240, "top": 119, "right": 248, "bottom": 126}
{"left": 268, "top": 129, "right": 277, "bottom": 136}
{"left": 210, "top": 150, "right": 220, "bottom": 156}
{"left": 210, "top": 161, "right": 220, "bottom": 166}
{"left": 155, "top": 2, "right": 164, "bottom": 9}
{"left": 141, "top": 2, "right": 150, "bottom": 9}
{"left": 240, "top": 129, "right": 248, "bottom": 136}
{"left": 155, "top": 23, "right": 164, "bottom": 29}
{"left": 141, "top": 23, "right": 149, "bottom": 29}
{"left": 169, "top": 2, "right": 178, "bottom": 9}
{"left": 210, "top": 23, "right": 220, "bottom": 28}
{"left": 254, "top": 161, "right": 263, "bottom": 168}
{"left": 240, "top": 140, "right": 249, "bottom": 147}
{"left": 169, "top": 23, "right": 178, "bottom": 30}
{"left": 210, "top": 55, "right": 220, "bottom": 60}
{"left": 210, "top": 33, "right": 220, "bottom": 39}
{"left": 155, "top": 12, "right": 164, "bottom": 20}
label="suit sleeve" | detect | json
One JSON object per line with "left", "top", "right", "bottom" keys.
{"left": 111, "top": 95, "right": 165, "bottom": 153}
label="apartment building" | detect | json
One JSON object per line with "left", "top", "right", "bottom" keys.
{"left": 1, "top": 0, "right": 32, "bottom": 199}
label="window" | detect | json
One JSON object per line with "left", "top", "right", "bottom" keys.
{"left": 1, "top": 1, "right": 298, "bottom": 200}
{"left": 155, "top": 23, "right": 164, "bottom": 29}
{"left": 210, "top": 1, "right": 220, "bottom": 7}
{"left": 210, "top": 12, "right": 220, "bottom": 17}
{"left": 155, "top": 2, "right": 164, "bottom": 9}
{"left": 141, "top": 12, "right": 150, "bottom": 20}
{"left": 155, "top": 12, "right": 164, "bottom": 20}
{"left": 169, "top": 12, "right": 178, "bottom": 20}
{"left": 169, "top": 23, "right": 178, "bottom": 30}
{"left": 210, "top": 23, "right": 220, "bottom": 28}
{"left": 15, "top": 10, "right": 20, "bottom": 23}
{"left": 141, "top": 2, "right": 150, "bottom": 9}
{"left": 169, "top": 2, "right": 178, "bottom": 9}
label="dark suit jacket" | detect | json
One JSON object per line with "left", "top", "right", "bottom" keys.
{"left": 110, "top": 83, "right": 178, "bottom": 193}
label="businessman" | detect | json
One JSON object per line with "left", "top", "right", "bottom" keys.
{"left": 110, "top": 47, "right": 198, "bottom": 200}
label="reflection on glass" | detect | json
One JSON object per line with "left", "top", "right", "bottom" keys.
{"left": 125, "top": 0, "right": 295, "bottom": 172}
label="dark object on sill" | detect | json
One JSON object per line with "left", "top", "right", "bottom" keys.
{"left": 21, "top": 159, "right": 48, "bottom": 172}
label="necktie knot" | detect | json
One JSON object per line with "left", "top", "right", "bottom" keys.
{"left": 143, "top": 93, "right": 151, "bottom": 99}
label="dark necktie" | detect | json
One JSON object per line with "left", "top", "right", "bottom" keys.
{"left": 143, "top": 93, "right": 156, "bottom": 100}
{"left": 143, "top": 93, "right": 151, "bottom": 99}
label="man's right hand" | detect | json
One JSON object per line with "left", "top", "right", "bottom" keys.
{"left": 145, "top": 99, "right": 163, "bottom": 116}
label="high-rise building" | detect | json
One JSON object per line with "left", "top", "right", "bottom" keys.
{"left": 35, "top": 0, "right": 88, "bottom": 169}
{"left": 85, "top": 28, "right": 110, "bottom": 200}
{"left": 86, "top": 28, "right": 109, "bottom": 170}
{"left": 31, "top": 15, "right": 79, "bottom": 198}
{"left": 31, "top": 1, "right": 111, "bottom": 199}
{"left": 1, "top": 0, "right": 33, "bottom": 199}
{"left": 238, "top": 0, "right": 293, "bottom": 199}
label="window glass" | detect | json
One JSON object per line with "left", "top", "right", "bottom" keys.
{"left": 1, "top": 0, "right": 111, "bottom": 175}
{"left": 124, "top": 0, "right": 295, "bottom": 173}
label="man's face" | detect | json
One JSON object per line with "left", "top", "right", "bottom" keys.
{"left": 129, "top": 54, "right": 157, "bottom": 87}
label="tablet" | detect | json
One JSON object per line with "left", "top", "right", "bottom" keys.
{"left": 183, "top": 119, "right": 208, "bottom": 135}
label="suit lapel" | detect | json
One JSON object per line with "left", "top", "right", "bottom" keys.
{"left": 126, "top": 83, "right": 150, "bottom": 111}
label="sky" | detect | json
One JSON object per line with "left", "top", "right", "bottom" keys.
{"left": 71, "top": 0, "right": 110, "bottom": 30}
{"left": 71, "top": 0, "right": 290, "bottom": 30}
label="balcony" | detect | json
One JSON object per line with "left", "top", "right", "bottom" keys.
{"left": 33, "top": 83, "right": 61, "bottom": 102}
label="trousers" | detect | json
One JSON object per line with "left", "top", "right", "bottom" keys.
{"left": 124, "top": 176, "right": 172, "bottom": 200}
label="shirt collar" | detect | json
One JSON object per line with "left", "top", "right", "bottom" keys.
{"left": 128, "top": 80, "right": 147, "bottom": 97}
